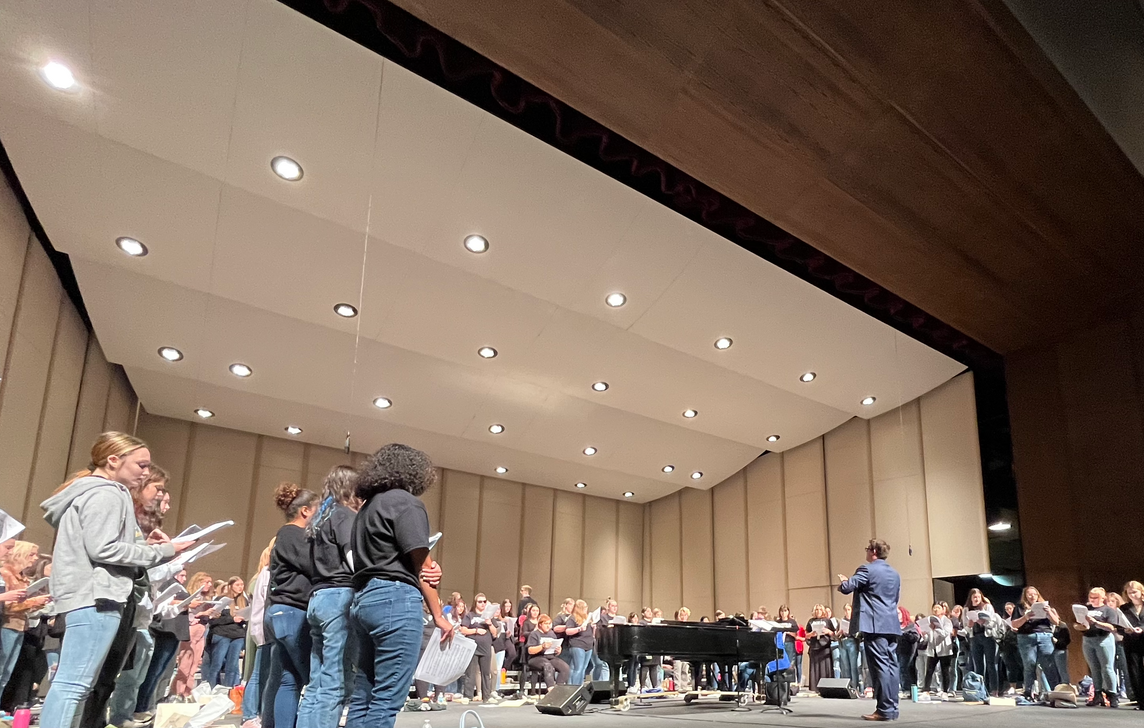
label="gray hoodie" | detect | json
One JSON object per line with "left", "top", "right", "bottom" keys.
{"left": 41, "top": 476, "right": 175, "bottom": 614}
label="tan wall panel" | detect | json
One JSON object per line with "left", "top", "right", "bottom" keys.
{"left": 787, "top": 585, "right": 832, "bottom": 627}
{"left": 22, "top": 305, "right": 87, "bottom": 546}
{"left": 475, "top": 477, "right": 522, "bottom": 605}
{"left": 616, "top": 501, "right": 643, "bottom": 616}
{"left": 0, "top": 187, "right": 29, "bottom": 377}
{"left": 641, "top": 504, "right": 651, "bottom": 611}
{"left": 746, "top": 454, "right": 787, "bottom": 613}
{"left": 68, "top": 338, "right": 112, "bottom": 474}
{"left": 648, "top": 493, "right": 682, "bottom": 612}
{"left": 178, "top": 425, "right": 258, "bottom": 576}
{"left": 420, "top": 468, "right": 443, "bottom": 535}
{"left": 870, "top": 401, "right": 932, "bottom": 586}
{"left": 712, "top": 470, "right": 748, "bottom": 614}
{"left": 784, "top": 439, "right": 829, "bottom": 589}
{"left": 899, "top": 577, "right": 935, "bottom": 619}
{"left": 103, "top": 366, "right": 135, "bottom": 433}
{"left": 305, "top": 444, "right": 355, "bottom": 491}
{"left": 824, "top": 417, "right": 874, "bottom": 593}
{"left": 920, "top": 373, "right": 989, "bottom": 578}
{"left": 581, "top": 496, "right": 617, "bottom": 610}
{"left": 438, "top": 469, "right": 480, "bottom": 600}
{"left": 135, "top": 411, "right": 192, "bottom": 529}
{"left": 550, "top": 490, "right": 584, "bottom": 612}
{"left": 519, "top": 484, "right": 554, "bottom": 611}
{"left": 0, "top": 243, "right": 61, "bottom": 518}
{"left": 679, "top": 487, "right": 714, "bottom": 618}
{"left": 246, "top": 436, "right": 305, "bottom": 578}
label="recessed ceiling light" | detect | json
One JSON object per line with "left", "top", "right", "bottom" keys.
{"left": 116, "top": 237, "right": 148, "bottom": 257}
{"left": 372, "top": 396, "right": 392, "bottom": 409}
{"left": 623, "top": 491, "right": 634, "bottom": 498}
{"left": 592, "top": 381, "right": 609, "bottom": 392}
{"left": 714, "top": 337, "right": 733, "bottom": 350}
{"left": 333, "top": 303, "right": 358, "bottom": 318}
{"left": 662, "top": 465, "right": 674, "bottom": 473}
{"left": 463, "top": 234, "right": 489, "bottom": 253}
{"left": 40, "top": 61, "right": 75, "bottom": 90}
{"left": 766, "top": 435, "right": 780, "bottom": 443}
{"left": 477, "top": 346, "right": 498, "bottom": 359}
{"left": 987, "top": 522, "right": 1011, "bottom": 532}
{"left": 583, "top": 447, "right": 597, "bottom": 456}
{"left": 157, "top": 347, "right": 183, "bottom": 362}
{"left": 682, "top": 409, "right": 698, "bottom": 419}
{"left": 194, "top": 408, "right": 214, "bottom": 419}
{"left": 495, "top": 466, "right": 508, "bottom": 475}
{"left": 605, "top": 292, "right": 626, "bottom": 308}
{"left": 575, "top": 482, "right": 587, "bottom": 489}
{"left": 691, "top": 471, "right": 703, "bottom": 480}
{"left": 800, "top": 371, "right": 817, "bottom": 383}
{"left": 229, "top": 363, "right": 252, "bottom": 378}
{"left": 271, "top": 156, "right": 303, "bottom": 181}
{"left": 861, "top": 396, "right": 877, "bottom": 406}
{"left": 488, "top": 423, "right": 505, "bottom": 434}
{"left": 285, "top": 426, "right": 302, "bottom": 436}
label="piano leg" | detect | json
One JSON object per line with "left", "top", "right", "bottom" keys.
{"left": 609, "top": 660, "right": 623, "bottom": 708}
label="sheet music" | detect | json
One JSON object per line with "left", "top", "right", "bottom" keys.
{"left": 588, "top": 607, "right": 602, "bottom": 624}
{"left": 749, "top": 619, "right": 784, "bottom": 632}
{"left": 175, "top": 524, "right": 201, "bottom": 541}
{"left": 1029, "top": 602, "right": 1049, "bottom": 620}
{"left": 154, "top": 582, "right": 183, "bottom": 610}
{"left": 234, "top": 606, "right": 252, "bottom": 620}
{"left": 839, "top": 618, "right": 850, "bottom": 634}
{"left": 541, "top": 637, "right": 563, "bottom": 655}
{"left": 428, "top": 532, "right": 442, "bottom": 550}
{"left": 480, "top": 602, "right": 497, "bottom": 620}
{"left": 1072, "top": 604, "right": 1090, "bottom": 623}
{"left": 172, "top": 520, "right": 233, "bottom": 544}
{"left": 24, "top": 577, "right": 50, "bottom": 597}
{"left": 609, "top": 615, "right": 627, "bottom": 625}
{"left": 414, "top": 629, "right": 476, "bottom": 685}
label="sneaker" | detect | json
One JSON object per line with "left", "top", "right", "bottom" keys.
{"left": 1086, "top": 694, "right": 1106, "bottom": 707}
{"left": 240, "top": 720, "right": 262, "bottom": 728}
{"left": 1107, "top": 692, "right": 1120, "bottom": 709}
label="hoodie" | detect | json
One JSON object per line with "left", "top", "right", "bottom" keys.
{"left": 41, "top": 476, "right": 175, "bottom": 614}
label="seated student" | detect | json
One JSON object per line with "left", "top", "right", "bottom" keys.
{"left": 526, "top": 614, "right": 571, "bottom": 689}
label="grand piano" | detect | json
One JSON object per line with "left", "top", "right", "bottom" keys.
{"left": 595, "top": 620, "right": 787, "bottom": 708}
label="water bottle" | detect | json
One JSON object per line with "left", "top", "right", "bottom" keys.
{"left": 421, "top": 719, "right": 433, "bottom": 728}
{"left": 12, "top": 707, "right": 31, "bottom": 728}
{"left": 910, "top": 684, "right": 919, "bottom": 702}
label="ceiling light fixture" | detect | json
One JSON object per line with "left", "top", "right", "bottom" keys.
{"left": 714, "top": 337, "right": 733, "bottom": 350}
{"left": 860, "top": 396, "right": 877, "bottom": 406}
{"left": 40, "top": 61, "right": 76, "bottom": 90}
{"left": 623, "top": 491, "right": 634, "bottom": 498}
{"left": 682, "top": 409, "right": 698, "bottom": 419}
{"left": 116, "top": 237, "right": 148, "bottom": 257}
{"left": 988, "top": 522, "right": 1012, "bottom": 532}
{"left": 333, "top": 303, "right": 358, "bottom": 318}
{"left": 766, "top": 435, "right": 780, "bottom": 443}
{"left": 270, "top": 156, "right": 303, "bottom": 181}
{"left": 463, "top": 234, "right": 489, "bottom": 253}
{"left": 157, "top": 347, "right": 183, "bottom": 362}
{"left": 372, "top": 397, "right": 392, "bottom": 409}
{"left": 495, "top": 466, "right": 508, "bottom": 475}
{"left": 477, "top": 346, "right": 498, "bottom": 359}
{"left": 605, "top": 292, "right": 626, "bottom": 308}
{"left": 583, "top": 447, "right": 597, "bottom": 456}
{"left": 229, "top": 363, "right": 252, "bottom": 378}
{"left": 575, "top": 482, "right": 587, "bottom": 489}
{"left": 592, "top": 381, "right": 609, "bottom": 392}
{"left": 194, "top": 408, "right": 214, "bottom": 419}
{"left": 691, "top": 471, "right": 703, "bottom": 480}
{"left": 285, "top": 426, "right": 302, "bottom": 435}
{"left": 800, "top": 371, "right": 817, "bottom": 383}
{"left": 662, "top": 465, "right": 674, "bottom": 473}
{"left": 488, "top": 424, "right": 505, "bottom": 434}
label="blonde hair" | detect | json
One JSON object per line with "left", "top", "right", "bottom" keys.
{"left": 1123, "top": 581, "right": 1144, "bottom": 600}
{"left": 56, "top": 432, "right": 147, "bottom": 493}
{"left": 1089, "top": 586, "right": 1107, "bottom": 603}
{"left": 4, "top": 541, "right": 38, "bottom": 570}
{"left": 1020, "top": 586, "right": 1043, "bottom": 607}
{"left": 572, "top": 599, "right": 589, "bottom": 626}
{"left": 255, "top": 537, "right": 276, "bottom": 575}
{"left": 188, "top": 572, "right": 212, "bottom": 595}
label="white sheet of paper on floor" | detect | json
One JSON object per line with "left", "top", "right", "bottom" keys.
{"left": 414, "top": 628, "right": 477, "bottom": 686}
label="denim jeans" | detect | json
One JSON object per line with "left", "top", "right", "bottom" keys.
{"left": 242, "top": 644, "right": 268, "bottom": 721}
{"left": 136, "top": 631, "right": 180, "bottom": 714}
{"left": 298, "top": 587, "right": 355, "bottom": 728}
{"left": 206, "top": 634, "right": 244, "bottom": 687}
{"left": 41, "top": 605, "right": 124, "bottom": 728}
{"left": 1052, "top": 649, "right": 1070, "bottom": 686}
{"left": 736, "top": 661, "right": 758, "bottom": 691}
{"left": 567, "top": 647, "right": 591, "bottom": 686}
{"left": 840, "top": 638, "right": 860, "bottom": 691}
{"left": 830, "top": 641, "right": 841, "bottom": 678}
{"left": 590, "top": 649, "right": 610, "bottom": 681}
{"left": 0, "top": 628, "right": 24, "bottom": 696}
{"left": 969, "top": 633, "right": 999, "bottom": 693}
{"left": 347, "top": 579, "right": 423, "bottom": 728}
{"left": 109, "top": 629, "right": 154, "bottom": 725}
{"left": 1015, "top": 632, "right": 1056, "bottom": 697}
{"left": 264, "top": 604, "right": 312, "bottom": 728}
{"left": 1082, "top": 633, "right": 1117, "bottom": 693}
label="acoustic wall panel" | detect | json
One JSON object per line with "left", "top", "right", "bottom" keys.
{"left": 246, "top": 436, "right": 305, "bottom": 577}
{"left": 420, "top": 468, "right": 443, "bottom": 534}
{"left": 746, "top": 454, "right": 787, "bottom": 612}
{"left": 103, "top": 366, "right": 135, "bottom": 433}
{"left": 616, "top": 501, "right": 644, "bottom": 616}
{"left": 439, "top": 468, "right": 481, "bottom": 600}
{"left": 787, "top": 585, "right": 832, "bottom": 627}
{"left": 179, "top": 424, "right": 258, "bottom": 575}
{"left": 679, "top": 487, "right": 715, "bottom": 618}
{"left": 68, "top": 338, "right": 112, "bottom": 474}
{"left": 712, "top": 470, "right": 748, "bottom": 614}
{"left": 824, "top": 417, "right": 874, "bottom": 614}
{"left": 582, "top": 495, "right": 618, "bottom": 610}
{"left": 0, "top": 189, "right": 28, "bottom": 378}
{"left": 305, "top": 443, "right": 355, "bottom": 491}
{"left": 550, "top": 490, "right": 585, "bottom": 611}
{"left": 648, "top": 492, "right": 682, "bottom": 612}
{"left": 518, "top": 484, "right": 554, "bottom": 610}
{"left": 475, "top": 477, "right": 522, "bottom": 605}
{"left": 783, "top": 438, "right": 830, "bottom": 590}
{"left": 136, "top": 411, "right": 192, "bottom": 528}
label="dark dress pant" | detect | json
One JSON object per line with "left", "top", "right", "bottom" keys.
{"left": 863, "top": 633, "right": 900, "bottom": 719}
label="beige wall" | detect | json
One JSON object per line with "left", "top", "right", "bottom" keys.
{"left": 0, "top": 175, "right": 137, "bottom": 548}
{"left": 647, "top": 372, "right": 988, "bottom": 622}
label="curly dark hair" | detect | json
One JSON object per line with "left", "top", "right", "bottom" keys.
{"left": 356, "top": 443, "right": 436, "bottom": 499}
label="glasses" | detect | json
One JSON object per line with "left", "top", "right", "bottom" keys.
{"left": 476, "top": 599, "right": 487, "bottom": 604}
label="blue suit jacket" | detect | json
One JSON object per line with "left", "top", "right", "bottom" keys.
{"left": 838, "top": 558, "right": 901, "bottom": 637}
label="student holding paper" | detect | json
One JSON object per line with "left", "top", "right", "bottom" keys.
{"left": 565, "top": 600, "right": 595, "bottom": 686}
{"left": 1010, "top": 585, "right": 1060, "bottom": 699}
{"left": 526, "top": 614, "right": 571, "bottom": 688}
{"left": 964, "top": 589, "right": 1002, "bottom": 696}
{"left": 203, "top": 576, "right": 248, "bottom": 687}
{"left": 0, "top": 542, "right": 50, "bottom": 698}
{"left": 1120, "top": 580, "right": 1144, "bottom": 710}
{"left": 1074, "top": 587, "right": 1122, "bottom": 707}
{"left": 804, "top": 604, "right": 837, "bottom": 693}
{"left": 347, "top": 444, "right": 452, "bottom": 728}
{"left": 459, "top": 594, "right": 499, "bottom": 702}
{"left": 921, "top": 603, "right": 955, "bottom": 696}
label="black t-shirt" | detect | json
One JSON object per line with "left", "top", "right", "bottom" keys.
{"left": 565, "top": 616, "right": 594, "bottom": 650}
{"left": 1081, "top": 605, "right": 1120, "bottom": 638}
{"left": 527, "top": 627, "right": 559, "bottom": 655}
{"left": 310, "top": 503, "right": 356, "bottom": 591}
{"left": 269, "top": 523, "right": 313, "bottom": 610}
{"left": 463, "top": 610, "right": 494, "bottom": 656}
{"left": 351, "top": 489, "right": 430, "bottom": 590}
{"left": 553, "top": 611, "right": 574, "bottom": 636}
{"left": 1012, "top": 603, "right": 1053, "bottom": 634}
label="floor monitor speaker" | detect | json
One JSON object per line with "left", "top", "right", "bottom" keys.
{"left": 816, "top": 677, "right": 858, "bottom": 699}
{"left": 588, "top": 680, "right": 612, "bottom": 703}
{"left": 536, "top": 682, "right": 593, "bottom": 715}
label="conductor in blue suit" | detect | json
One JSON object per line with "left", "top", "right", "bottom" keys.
{"left": 838, "top": 539, "right": 901, "bottom": 721}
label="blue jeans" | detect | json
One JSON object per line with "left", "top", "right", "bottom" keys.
{"left": 970, "top": 633, "right": 999, "bottom": 693}
{"left": 242, "top": 644, "right": 268, "bottom": 721}
{"left": 590, "top": 649, "right": 610, "bottom": 681}
{"left": 41, "top": 605, "right": 124, "bottom": 728}
{"left": 1082, "top": 633, "right": 1117, "bottom": 693}
{"left": 204, "top": 634, "right": 244, "bottom": 687}
{"left": 840, "top": 638, "right": 860, "bottom": 690}
{"left": 736, "top": 662, "right": 758, "bottom": 691}
{"left": 137, "top": 632, "right": 180, "bottom": 713}
{"left": 0, "top": 628, "right": 24, "bottom": 696}
{"left": 567, "top": 647, "right": 591, "bottom": 686}
{"left": 1016, "top": 632, "right": 1057, "bottom": 697}
{"left": 109, "top": 629, "right": 154, "bottom": 725}
{"left": 347, "top": 579, "right": 423, "bottom": 728}
{"left": 1052, "top": 649, "right": 1070, "bottom": 686}
{"left": 830, "top": 641, "right": 841, "bottom": 678}
{"left": 264, "top": 604, "right": 312, "bottom": 728}
{"left": 298, "top": 587, "right": 355, "bottom": 728}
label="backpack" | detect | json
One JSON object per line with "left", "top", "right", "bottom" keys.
{"left": 1077, "top": 675, "right": 1094, "bottom": 700}
{"left": 961, "top": 671, "right": 988, "bottom": 703}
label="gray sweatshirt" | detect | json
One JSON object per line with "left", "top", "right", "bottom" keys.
{"left": 41, "top": 476, "right": 175, "bottom": 614}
